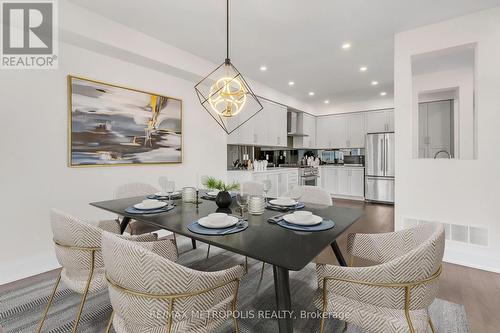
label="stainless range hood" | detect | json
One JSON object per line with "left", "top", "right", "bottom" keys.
{"left": 287, "top": 110, "right": 309, "bottom": 137}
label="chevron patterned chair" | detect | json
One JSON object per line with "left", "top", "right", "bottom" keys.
{"left": 315, "top": 223, "right": 445, "bottom": 333}
{"left": 102, "top": 232, "right": 246, "bottom": 333}
{"left": 37, "top": 209, "right": 172, "bottom": 333}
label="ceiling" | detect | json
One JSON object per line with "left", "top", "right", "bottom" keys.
{"left": 68, "top": 0, "right": 500, "bottom": 108}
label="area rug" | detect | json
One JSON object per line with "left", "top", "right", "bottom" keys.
{"left": 0, "top": 237, "right": 469, "bottom": 333}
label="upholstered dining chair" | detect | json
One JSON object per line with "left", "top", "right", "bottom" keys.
{"left": 37, "top": 209, "right": 166, "bottom": 333}
{"left": 114, "top": 182, "right": 168, "bottom": 235}
{"left": 315, "top": 223, "right": 445, "bottom": 333}
{"left": 102, "top": 232, "right": 246, "bottom": 333}
{"left": 283, "top": 185, "right": 333, "bottom": 206}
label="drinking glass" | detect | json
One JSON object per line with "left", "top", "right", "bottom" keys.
{"left": 158, "top": 176, "right": 168, "bottom": 195}
{"left": 165, "top": 180, "right": 176, "bottom": 206}
{"left": 262, "top": 180, "right": 272, "bottom": 203}
{"left": 236, "top": 192, "right": 249, "bottom": 217}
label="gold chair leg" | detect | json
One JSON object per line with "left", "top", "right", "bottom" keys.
{"left": 36, "top": 272, "right": 62, "bottom": 333}
{"left": 404, "top": 286, "right": 416, "bottom": 333}
{"left": 105, "top": 311, "right": 114, "bottom": 333}
{"left": 428, "top": 309, "right": 436, "bottom": 333}
{"left": 319, "top": 280, "right": 328, "bottom": 333}
{"left": 72, "top": 250, "right": 96, "bottom": 333}
{"left": 232, "top": 280, "right": 240, "bottom": 333}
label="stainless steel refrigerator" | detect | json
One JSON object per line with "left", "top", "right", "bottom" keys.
{"left": 365, "top": 132, "right": 395, "bottom": 203}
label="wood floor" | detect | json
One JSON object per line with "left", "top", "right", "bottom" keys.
{"left": 1, "top": 200, "right": 499, "bottom": 332}
{"left": 319, "top": 199, "right": 500, "bottom": 333}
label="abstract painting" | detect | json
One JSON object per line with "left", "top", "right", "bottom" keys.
{"left": 68, "top": 76, "right": 182, "bottom": 166}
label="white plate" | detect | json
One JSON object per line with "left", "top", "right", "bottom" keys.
{"left": 134, "top": 201, "right": 167, "bottom": 210}
{"left": 198, "top": 215, "right": 238, "bottom": 229}
{"left": 269, "top": 198, "right": 298, "bottom": 207}
{"left": 206, "top": 190, "right": 220, "bottom": 197}
{"left": 283, "top": 214, "right": 323, "bottom": 226}
{"left": 155, "top": 191, "right": 181, "bottom": 197}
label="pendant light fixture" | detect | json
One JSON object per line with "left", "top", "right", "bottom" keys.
{"left": 195, "top": 0, "right": 263, "bottom": 135}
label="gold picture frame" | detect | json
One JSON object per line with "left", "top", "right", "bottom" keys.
{"left": 68, "top": 75, "right": 183, "bottom": 167}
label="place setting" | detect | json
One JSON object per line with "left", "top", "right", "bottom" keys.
{"left": 265, "top": 197, "right": 305, "bottom": 212}
{"left": 188, "top": 212, "right": 248, "bottom": 236}
{"left": 124, "top": 198, "right": 175, "bottom": 215}
{"left": 267, "top": 210, "right": 335, "bottom": 232}
{"left": 147, "top": 177, "right": 182, "bottom": 201}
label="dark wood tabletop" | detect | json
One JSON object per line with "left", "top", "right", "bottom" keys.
{"left": 90, "top": 195, "right": 363, "bottom": 271}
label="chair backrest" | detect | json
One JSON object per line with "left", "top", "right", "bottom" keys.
{"left": 284, "top": 185, "right": 332, "bottom": 206}
{"left": 388, "top": 223, "right": 445, "bottom": 309}
{"left": 240, "top": 181, "right": 264, "bottom": 196}
{"left": 50, "top": 209, "right": 104, "bottom": 272}
{"left": 114, "top": 182, "right": 158, "bottom": 199}
{"left": 102, "top": 232, "right": 241, "bottom": 331}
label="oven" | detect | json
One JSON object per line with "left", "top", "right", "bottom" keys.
{"left": 299, "top": 167, "right": 319, "bottom": 186}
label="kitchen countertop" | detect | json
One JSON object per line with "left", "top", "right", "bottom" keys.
{"left": 227, "top": 167, "right": 299, "bottom": 173}
{"left": 320, "top": 164, "right": 365, "bottom": 168}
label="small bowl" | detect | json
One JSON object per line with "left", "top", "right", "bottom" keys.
{"left": 207, "top": 213, "right": 228, "bottom": 225}
{"left": 293, "top": 211, "right": 313, "bottom": 222}
{"left": 142, "top": 199, "right": 160, "bottom": 208}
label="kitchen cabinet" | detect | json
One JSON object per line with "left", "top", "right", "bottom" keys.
{"left": 316, "top": 113, "right": 364, "bottom": 148}
{"left": 365, "top": 109, "right": 394, "bottom": 133}
{"left": 347, "top": 113, "right": 365, "bottom": 148}
{"left": 227, "top": 169, "right": 299, "bottom": 198}
{"left": 316, "top": 116, "right": 334, "bottom": 148}
{"left": 319, "top": 166, "right": 365, "bottom": 200}
{"left": 228, "top": 99, "right": 287, "bottom": 147}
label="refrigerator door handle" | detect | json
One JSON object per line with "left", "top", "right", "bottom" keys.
{"left": 384, "top": 135, "right": 388, "bottom": 176}
{"left": 381, "top": 137, "right": 385, "bottom": 176}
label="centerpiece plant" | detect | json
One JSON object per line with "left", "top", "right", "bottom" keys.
{"left": 203, "top": 177, "right": 239, "bottom": 208}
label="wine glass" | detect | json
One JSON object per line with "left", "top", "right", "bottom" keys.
{"left": 262, "top": 180, "right": 272, "bottom": 203}
{"left": 158, "top": 176, "right": 168, "bottom": 196}
{"left": 165, "top": 180, "right": 176, "bottom": 206}
{"left": 236, "top": 192, "right": 249, "bottom": 217}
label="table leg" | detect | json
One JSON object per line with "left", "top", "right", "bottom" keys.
{"left": 191, "top": 239, "right": 197, "bottom": 249}
{"left": 119, "top": 217, "right": 131, "bottom": 234}
{"left": 330, "top": 240, "right": 347, "bottom": 267}
{"left": 273, "top": 265, "right": 293, "bottom": 333}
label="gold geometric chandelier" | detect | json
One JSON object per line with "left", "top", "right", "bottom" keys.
{"left": 195, "top": 0, "right": 263, "bottom": 134}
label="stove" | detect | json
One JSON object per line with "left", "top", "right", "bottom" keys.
{"left": 298, "top": 166, "right": 319, "bottom": 186}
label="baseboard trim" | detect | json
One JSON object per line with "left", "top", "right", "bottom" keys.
{"left": 0, "top": 252, "right": 59, "bottom": 286}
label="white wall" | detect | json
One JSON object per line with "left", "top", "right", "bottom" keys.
{"left": 394, "top": 7, "right": 500, "bottom": 272}
{"left": 0, "top": 2, "right": 313, "bottom": 284}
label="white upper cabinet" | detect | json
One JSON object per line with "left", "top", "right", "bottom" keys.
{"left": 317, "top": 113, "right": 364, "bottom": 148}
{"left": 365, "top": 109, "right": 394, "bottom": 133}
{"left": 228, "top": 99, "right": 287, "bottom": 147}
{"left": 346, "top": 113, "right": 365, "bottom": 148}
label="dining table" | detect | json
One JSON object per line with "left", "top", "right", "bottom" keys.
{"left": 91, "top": 194, "right": 363, "bottom": 333}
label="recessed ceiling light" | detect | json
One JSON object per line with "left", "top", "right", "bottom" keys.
{"left": 380, "top": 92, "right": 387, "bottom": 96}
{"left": 288, "top": 81, "right": 295, "bottom": 86}
{"left": 259, "top": 65, "right": 267, "bottom": 71}
{"left": 308, "top": 92, "right": 315, "bottom": 96}
{"left": 371, "top": 81, "right": 379, "bottom": 86}
{"left": 341, "top": 42, "right": 351, "bottom": 50}
{"left": 324, "top": 100, "right": 330, "bottom": 104}
{"left": 359, "top": 66, "right": 368, "bottom": 72}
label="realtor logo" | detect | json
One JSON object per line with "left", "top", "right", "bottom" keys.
{"left": 1, "top": 0, "right": 58, "bottom": 69}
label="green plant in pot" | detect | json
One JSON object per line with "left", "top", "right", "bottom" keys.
{"left": 203, "top": 177, "right": 239, "bottom": 208}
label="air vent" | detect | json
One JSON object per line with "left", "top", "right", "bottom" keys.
{"left": 402, "top": 217, "right": 488, "bottom": 247}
